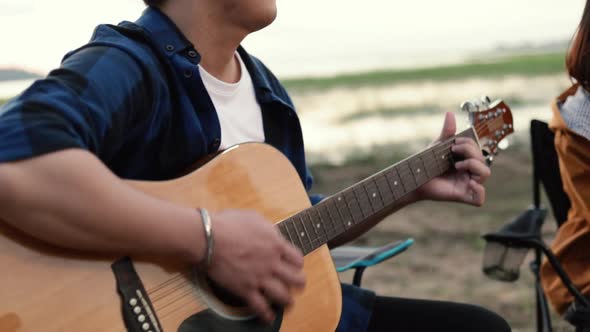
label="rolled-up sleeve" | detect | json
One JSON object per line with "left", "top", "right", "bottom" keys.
{"left": 0, "top": 45, "right": 153, "bottom": 163}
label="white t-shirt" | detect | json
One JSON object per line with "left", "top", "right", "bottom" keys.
{"left": 198, "top": 52, "right": 265, "bottom": 150}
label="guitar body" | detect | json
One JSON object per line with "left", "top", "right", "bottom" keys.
{"left": 0, "top": 143, "right": 342, "bottom": 332}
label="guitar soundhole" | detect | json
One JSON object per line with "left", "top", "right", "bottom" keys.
{"left": 207, "top": 277, "right": 248, "bottom": 307}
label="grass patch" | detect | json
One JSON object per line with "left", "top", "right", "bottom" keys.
{"left": 0, "top": 98, "right": 8, "bottom": 107}
{"left": 283, "top": 52, "right": 566, "bottom": 93}
{"left": 338, "top": 96, "right": 530, "bottom": 124}
{"left": 338, "top": 105, "right": 440, "bottom": 123}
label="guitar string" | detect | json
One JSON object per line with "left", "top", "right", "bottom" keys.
{"left": 148, "top": 273, "right": 187, "bottom": 295}
{"left": 280, "top": 142, "right": 456, "bottom": 247}
{"left": 152, "top": 281, "right": 252, "bottom": 322}
{"left": 146, "top": 142, "right": 456, "bottom": 300}
{"left": 279, "top": 123, "right": 505, "bottom": 252}
{"left": 152, "top": 284, "right": 203, "bottom": 306}
{"left": 149, "top": 146, "right": 457, "bottom": 315}
{"left": 150, "top": 276, "right": 196, "bottom": 303}
{"left": 156, "top": 292, "right": 210, "bottom": 321}
{"left": 154, "top": 286, "right": 202, "bottom": 313}
{"left": 144, "top": 119, "right": 509, "bottom": 312}
{"left": 152, "top": 285, "right": 209, "bottom": 319}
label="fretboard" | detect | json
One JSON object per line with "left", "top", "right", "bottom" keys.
{"left": 277, "top": 127, "right": 478, "bottom": 255}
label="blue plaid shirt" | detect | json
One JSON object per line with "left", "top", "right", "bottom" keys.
{"left": 0, "top": 7, "right": 374, "bottom": 331}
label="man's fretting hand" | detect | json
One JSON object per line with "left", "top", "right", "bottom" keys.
{"left": 415, "top": 112, "right": 491, "bottom": 206}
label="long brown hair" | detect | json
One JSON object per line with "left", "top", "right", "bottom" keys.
{"left": 568, "top": 1, "right": 590, "bottom": 90}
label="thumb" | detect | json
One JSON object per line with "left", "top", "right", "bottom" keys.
{"left": 438, "top": 112, "right": 456, "bottom": 140}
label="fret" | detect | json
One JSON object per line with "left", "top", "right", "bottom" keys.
{"left": 299, "top": 212, "right": 313, "bottom": 238}
{"left": 429, "top": 146, "right": 443, "bottom": 175}
{"left": 308, "top": 208, "right": 328, "bottom": 245}
{"left": 296, "top": 215, "right": 313, "bottom": 253}
{"left": 297, "top": 213, "right": 313, "bottom": 247}
{"left": 386, "top": 166, "right": 406, "bottom": 198}
{"left": 443, "top": 145, "right": 453, "bottom": 170}
{"left": 408, "top": 157, "right": 428, "bottom": 187}
{"left": 326, "top": 198, "right": 346, "bottom": 237}
{"left": 365, "top": 177, "right": 385, "bottom": 211}
{"left": 375, "top": 172, "right": 394, "bottom": 206}
{"left": 292, "top": 218, "right": 311, "bottom": 253}
{"left": 285, "top": 219, "right": 304, "bottom": 252}
{"left": 420, "top": 151, "right": 434, "bottom": 179}
{"left": 302, "top": 210, "right": 323, "bottom": 247}
{"left": 316, "top": 208, "right": 331, "bottom": 243}
{"left": 434, "top": 144, "right": 452, "bottom": 172}
{"left": 278, "top": 221, "right": 294, "bottom": 245}
{"left": 343, "top": 189, "right": 363, "bottom": 224}
{"left": 334, "top": 193, "right": 355, "bottom": 229}
{"left": 318, "top": 202, "right": 338, "bottom": 240}
{"left": 398, "top": 161, "right": 417, "bottom": 192}
{"left": 353, "top": 184, "right": 373, "bottom": 218}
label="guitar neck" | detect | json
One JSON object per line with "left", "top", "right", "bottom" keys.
{"left": 277, "top": 127, "right": 479, "bottom": 255}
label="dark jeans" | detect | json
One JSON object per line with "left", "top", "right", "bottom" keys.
{"left": 367, "top": 296, "right": 511, "bottom": 332}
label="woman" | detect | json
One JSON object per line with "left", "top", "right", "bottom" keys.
{"left": 540, "top": 0, "right": 590, "bottom": 317}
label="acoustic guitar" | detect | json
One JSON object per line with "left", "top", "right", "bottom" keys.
{"left": 0, "top": 99, "right": 513, "bottom": 332}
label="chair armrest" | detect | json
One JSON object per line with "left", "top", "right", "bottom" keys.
{"left": 331, "top": 238, "right": 414, "bottom": 273}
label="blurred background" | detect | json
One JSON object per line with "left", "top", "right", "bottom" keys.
{"left": 0, "top": 0, "right": 586, "bottom": 330}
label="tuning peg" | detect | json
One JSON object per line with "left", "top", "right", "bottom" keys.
{"left": 460, "top": 101, "right": 477, "bottom": 113}
{"left": 481, "top": 96, "right": 491, "bottom": 109}
{"left": 498, "top": 139, "right": 510, "bottom": 150}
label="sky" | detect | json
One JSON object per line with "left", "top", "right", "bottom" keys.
{"left": 0, "top": 0, "right": 586, "bottom": 77}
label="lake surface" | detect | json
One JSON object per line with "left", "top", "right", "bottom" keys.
{"left": 1, "top": 74, "right": 569, "bottom": 164}
{"left": 0, "top": 79, "right": 35, "bottom": 99}
{"left": 293, "top": 74, "right": 570, "bottom": 163}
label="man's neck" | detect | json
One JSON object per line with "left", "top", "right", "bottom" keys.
{"left": 160, "top": 1, "right": 246, "bottom": 83}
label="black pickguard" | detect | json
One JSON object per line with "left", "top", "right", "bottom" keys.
{"left": 178, "top": 308, "right": 283, "bottom": 332}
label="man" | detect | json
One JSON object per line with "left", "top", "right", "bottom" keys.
{"left": 0, "top": 0, "right": 510, "bottom": 331}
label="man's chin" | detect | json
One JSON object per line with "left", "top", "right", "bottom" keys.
{"left": 246, "top": 7, "right": 277, "bottom": 32}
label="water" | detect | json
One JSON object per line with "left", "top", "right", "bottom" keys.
{"left": 0, "top": 74, "right": 570, "bottom": 165}
{"left": 0, "top": 79, "right": 35, "bottom": 99}
{"left": 294, "top": 74, "right": 571, "bottom": 163}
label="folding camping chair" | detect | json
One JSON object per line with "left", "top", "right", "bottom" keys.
{"left": 482, "top": 120, "right": 590, "bottom": 332}
{"left": 331, "top": 238, "right": 414, "bottom": 286}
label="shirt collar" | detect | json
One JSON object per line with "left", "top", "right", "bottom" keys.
{"left": 237, "top": 47, "right": 274, "bottom": 98}
{"left": 134, "top": 7, "right": 283, "bottom": 106}
{"left": 135, "top": 7, "right": 194, "bottom": 58}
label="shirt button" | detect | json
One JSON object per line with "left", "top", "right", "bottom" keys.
{"left": 183, "top": 69, "right": 193, "bottom": 78}
{"left": 187, "top": 50, "right": 198, "bottom": 58}
{"left": 165, "top": 44, "right": 175, "bottom": 52}
{"left": 210, "top": 138, "right": 221, "bottom": 151}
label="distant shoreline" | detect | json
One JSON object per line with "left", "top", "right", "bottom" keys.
{"left": 282, "top": 52, "right": 567, "bottom": 93}
{"left": 0, "top": 51, "right": 568, "bottom": 100}
{"left": 0, "top": 68, "right": 42, "bottom": 82}
{"left": 0, "top": 79, "right": 38, "bottom": 99}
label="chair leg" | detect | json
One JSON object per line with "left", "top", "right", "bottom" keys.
{"left": 531, "top": 248, "right": 553, "bottom": 332}
{"left": 353, "top": 267, "right": 367, "bottom": 287}
{"left": 536, "top": 280, "right": 553, "bottom": 332}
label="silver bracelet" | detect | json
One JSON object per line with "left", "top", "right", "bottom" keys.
{"left": 198, "top": 208, "right": 214, "bottom": 270}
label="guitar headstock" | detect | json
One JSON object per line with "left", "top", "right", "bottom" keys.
{"left": 461, "top": 97, "right": 514, "bottom": 165}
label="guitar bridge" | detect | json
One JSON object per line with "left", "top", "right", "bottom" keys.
{"left": 112, "top": 257, "right": 162, "bottom": 332}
